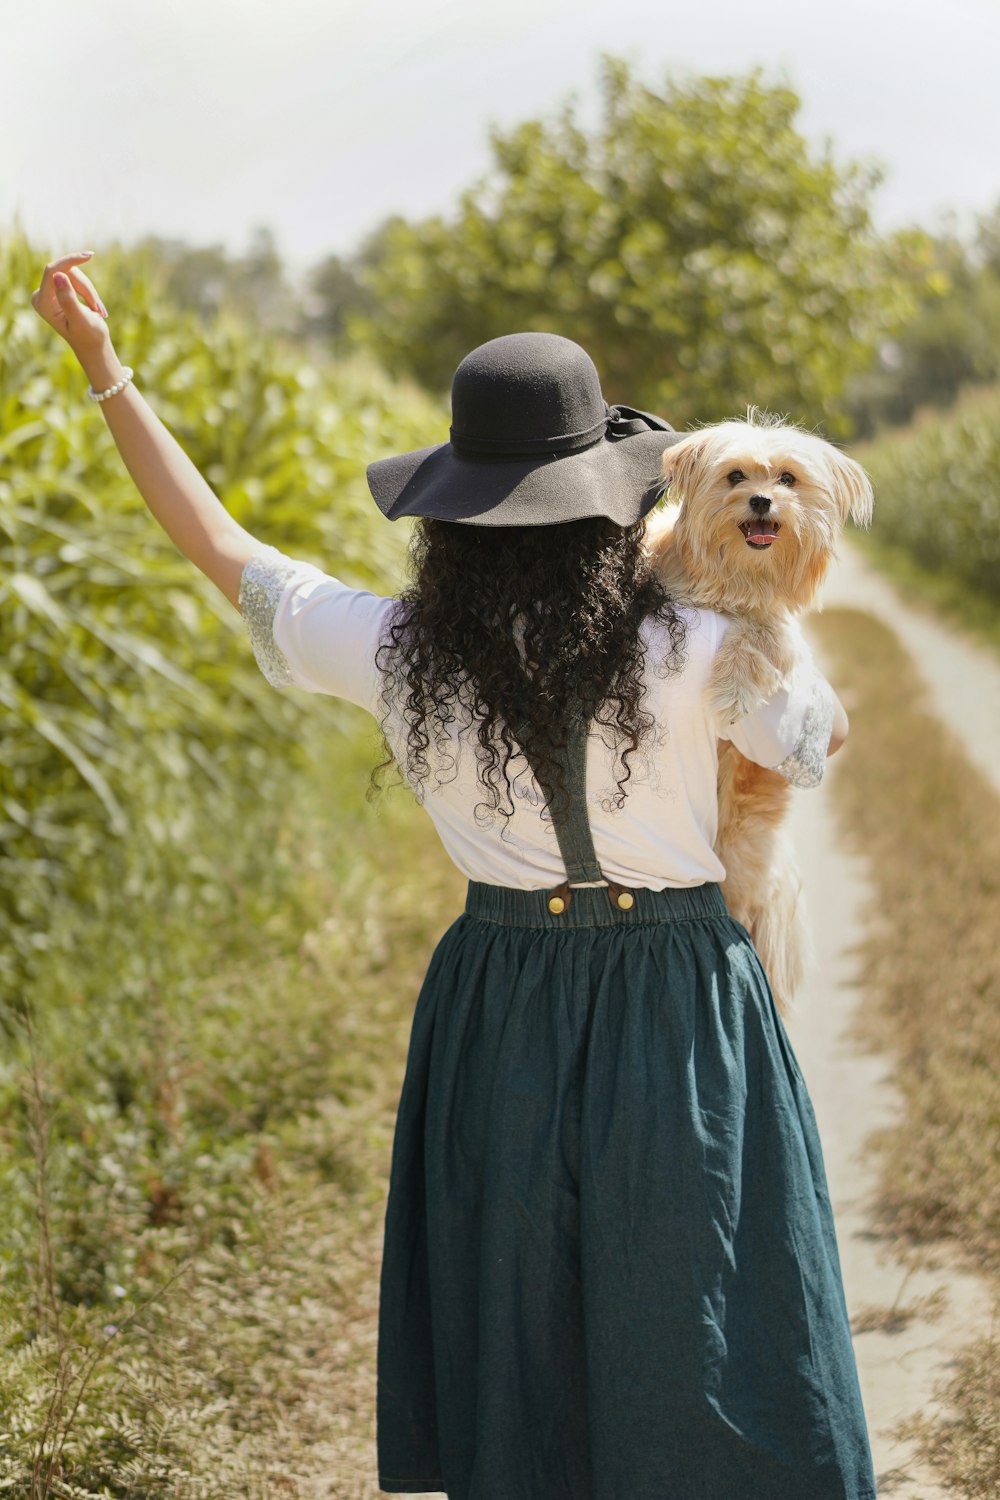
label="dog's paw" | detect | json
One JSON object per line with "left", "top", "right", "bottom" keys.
{"left": 707, "top": 652, "right": 786, "bottom": 723}
{"left": 708, "top": 680, "right": 765, "bottom": 724}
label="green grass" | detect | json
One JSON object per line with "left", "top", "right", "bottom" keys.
{"left": 813, "top": 607, "right": 1000, "bottom": 1499}
{"left": 0, "top": 720, "right": 467, "bottom": 1496}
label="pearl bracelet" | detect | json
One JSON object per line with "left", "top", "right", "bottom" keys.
{"left": 87, "top": 366, "right": 134, "bottom": 402}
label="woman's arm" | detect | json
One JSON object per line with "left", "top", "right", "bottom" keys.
{"left": 827, "top": 690, "right": 849, "bottom": 756}
{"left": 32, "top": 252, "right": 261, "bottom": 609}
{"left": 719, "top": 658, "right": 847, "bottom": 788}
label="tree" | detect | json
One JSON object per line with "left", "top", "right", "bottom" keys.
{"left": 347, "top": 57, "right": 921, "bottom": 433}
{"left": 132, "top": 234, "right": 230, "bottom": 322}
{"left": 229, "top": 225, "right": 299, "bottom": 333}
{"left": 131, "top": 226, "right": 300, "bottom": 334}
{"left": 846, "top": 204, "right": 1000, "bottom": 435}
{"left": 301, "top": 250, "right": 373, "bottom": 345}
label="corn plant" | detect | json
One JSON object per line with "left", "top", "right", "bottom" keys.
{"left": 0, "top": 228, "right": 445, "bottom": 1024}
{"left": 861, "top": 387, "right": 1000, "bottom": 601}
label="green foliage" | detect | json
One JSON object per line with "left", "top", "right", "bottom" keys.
{"left": 127, "top": 224, "right": 301, "bottom": 334}
{"left": 0, "top": 226, "right": 446, "bottom": 1023}
{"left": 846, "top": 203, "right": 1000, "bottom": 437}
{"left": 347, "top": 56, "right": 923, "bottom": 432}
{"left": 0, "top": 735, "right": 464, "bottom": 1497}
{"left": 302, "top": 251, "right": 374, "bottom": 348}
{"left": 860, "top": 385, "right": 1000, "bottom": 601}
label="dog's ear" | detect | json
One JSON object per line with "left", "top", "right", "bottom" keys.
{"left": 827, "top": 448, "right": 874, "bottom": 529}
{"left": 660, "top": 432, "right": 707, "bottom": 504}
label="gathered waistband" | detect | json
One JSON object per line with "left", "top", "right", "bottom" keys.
{"left": 464, "top": 880, "right": 730, "bottom": 930}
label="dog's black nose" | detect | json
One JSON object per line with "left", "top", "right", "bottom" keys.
{"left": 749, "top": 494, "right": 771, "bottom": 514}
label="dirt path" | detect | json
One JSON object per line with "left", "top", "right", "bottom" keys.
{"left": 815, "top": 541, "right": 1000, "bottom": 800}
{"left": 784, "top": 541, "right": 999, "bottom": 1498}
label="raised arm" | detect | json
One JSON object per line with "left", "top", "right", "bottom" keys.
{"left": 31, "top": 251, "right": 261, "bottom": 609}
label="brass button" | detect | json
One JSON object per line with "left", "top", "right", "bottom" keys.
{"left": 548, "top": 895, "right": 566, "bottom": 915}
{"left": 616, "top": 891, "right": 635, "bottom": 911}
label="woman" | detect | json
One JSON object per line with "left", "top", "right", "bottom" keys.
{"left": 33, "top": 253, "right": 877, "bottom": 1500}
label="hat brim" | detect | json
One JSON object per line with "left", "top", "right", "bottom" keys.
{"left": 366, "top": 428, "right": 688, "bottom": 527}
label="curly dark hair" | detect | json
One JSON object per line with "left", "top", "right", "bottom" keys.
{"left": 370, "top": 514, "right": 688, "bottom": 828}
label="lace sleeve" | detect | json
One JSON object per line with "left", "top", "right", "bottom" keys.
{"left": 237, "top": 544, "right": 314, "bottom": 689}
{"left": 236, "top": 542, "right": 396, "bottom": 712}
{"left": 772, "top": 674, "right": 836, "bottom": 788}
{"left": 720, "top": 650, "right": 837, "bottom": 789}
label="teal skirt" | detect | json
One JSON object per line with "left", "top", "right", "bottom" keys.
{"left": 376, "top": 881, "right": 877, "bottom": 1500}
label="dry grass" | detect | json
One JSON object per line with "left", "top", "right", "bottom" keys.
{"left": 812, "top": 606, "right": 1000, "bottom": 1498}
{"left": 850, "top": 1285, "right": 947, "bottom": 1337}
{"left": 896, "top": 1338, "right": 1000, "bottom": 1500}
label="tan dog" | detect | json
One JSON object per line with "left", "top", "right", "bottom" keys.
{"left": 644, "top": 410, "right": 873, "bottom": 1014}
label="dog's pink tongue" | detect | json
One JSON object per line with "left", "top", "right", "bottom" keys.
{"left": 745, "top": 520, "right": 779, "bottom": 545}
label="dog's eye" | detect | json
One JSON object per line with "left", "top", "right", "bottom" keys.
{"left": 727, "top": 469, "right": 745, "bottom": 485}
{"left": 777, "top": 471, "right": 796, "bottom": 486}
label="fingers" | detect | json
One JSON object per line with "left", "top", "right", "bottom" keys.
{"left": 31, "top": 251, "right": 108, "bottom": 333}
{"left": 52, "top": 271, "right": 76, "bottom": 308}
{"left": 41, "top": 251, "right": 95, "bottom": 291}
{"left": 52, "top": 270, "right": 93, "bottom": 312}
{"left": 40, "top": 271, "right": 74, "bottom": 337}
{"left": 52, "top": 269, "right": 106, "bottom": 338}
{"left": 34, "top": 251, "right": 97, "bottom": 311}
{"left": 49, "top": 250, "right": 95, "bottom": 271}
{"left": 67, "top": 264, "right": 109, "bottom": 319}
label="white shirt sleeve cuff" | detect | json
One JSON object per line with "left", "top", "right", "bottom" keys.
{"left": 238, "top": 543, "right": 322, "bottom": 689}
{"left": 771, "top": 674, "right": 836, "bottom": 788}
{"left": 719, "top": 660, "right": 836, "bottom": 788}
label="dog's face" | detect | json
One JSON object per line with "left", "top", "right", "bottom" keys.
{"left": 657, "top": 419, "right": 874, "bottom": 612}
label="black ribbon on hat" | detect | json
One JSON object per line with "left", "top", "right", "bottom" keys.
{"left": 449, "top": 402, "right": 673, "bottom": 462}
{"left": 604, "top": 403, "right": 674, "bottom": 440}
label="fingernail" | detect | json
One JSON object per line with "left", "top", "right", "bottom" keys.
{"left": 54, "top": 273, "right": 68, "bottom": 286}
{"left": 81, "top": 249, "right": 94, "bottom": 256}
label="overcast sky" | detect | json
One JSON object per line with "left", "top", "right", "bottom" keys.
{"left": 5, "top": 0, "right": 999, "bottom": 286}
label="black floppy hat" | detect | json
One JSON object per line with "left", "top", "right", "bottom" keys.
{"left": 366, "top": 332, "right": 684, "bottom": 527}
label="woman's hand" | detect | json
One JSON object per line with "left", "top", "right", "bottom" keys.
{"left": 31, "top": 251, "right": 119, "bottom": 385}
{"left": 29, "top": 250, "right": 260, "bottom": 606}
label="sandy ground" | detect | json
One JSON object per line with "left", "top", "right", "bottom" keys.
{"left": 784, "top": 541, "right": 998, "bottom": 1498}
{"left": 388, "top": 541, "right": 1000, "bottom": 1500}
{"left": 814, "top": 540, "right": 1000, "bottom": 801}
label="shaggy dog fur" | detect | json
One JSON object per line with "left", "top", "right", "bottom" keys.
{"left": 643, "top": 410, "right": 873, "bottom": 1014}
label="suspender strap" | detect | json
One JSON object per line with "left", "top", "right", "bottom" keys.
{"left": 512, "top": 714, "right": 636, "bottom": 913}
{"left": 526, "top": 715, "right": 604, "bottom": 885}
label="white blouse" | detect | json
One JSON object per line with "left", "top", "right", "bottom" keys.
{"left": 237, "top": 543, "right": 834, "bottom": 892}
